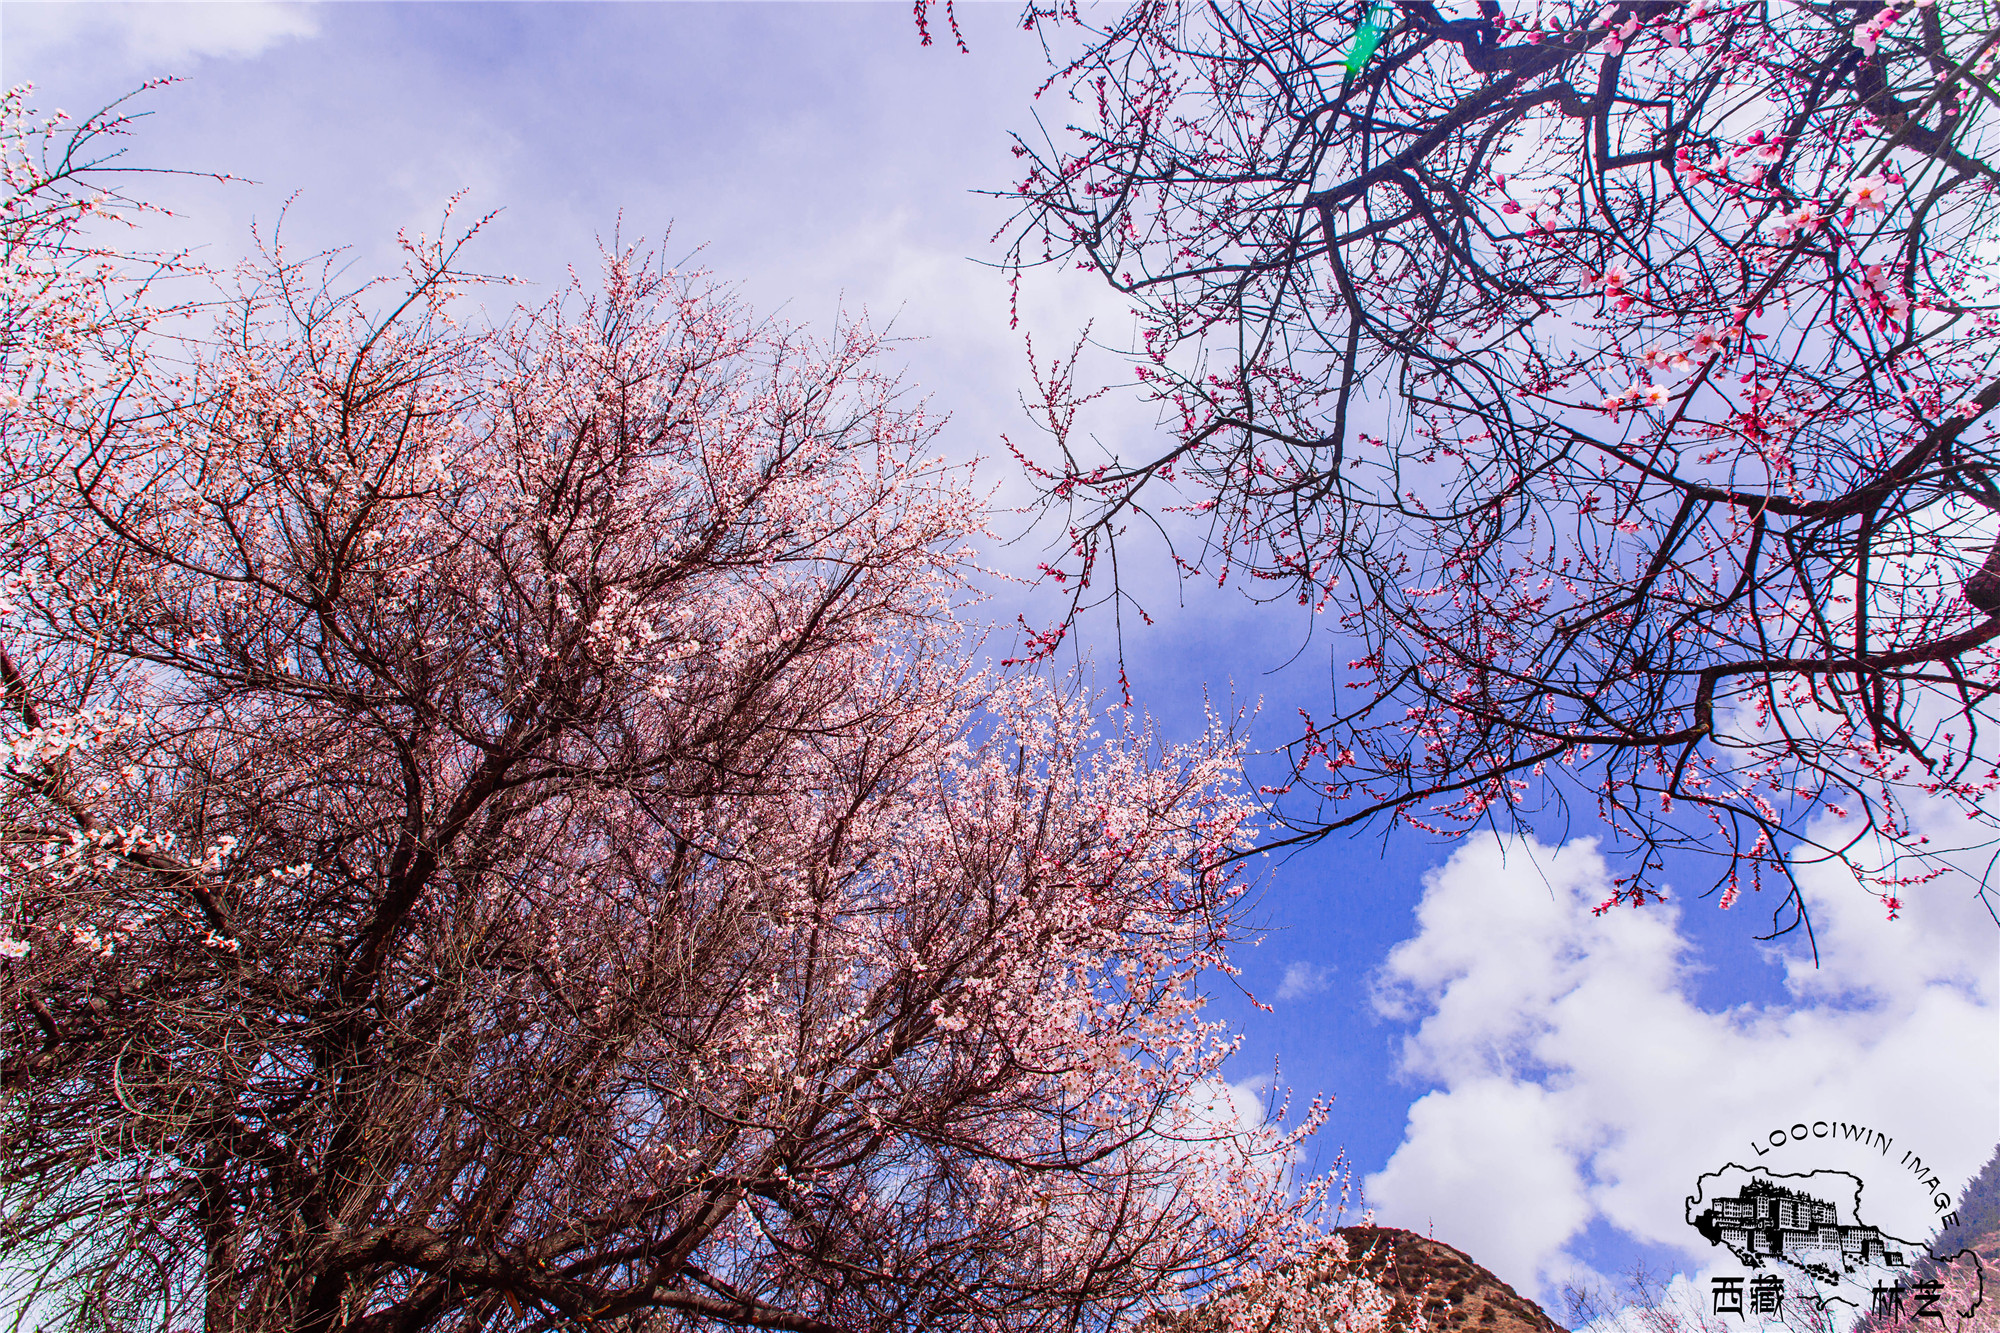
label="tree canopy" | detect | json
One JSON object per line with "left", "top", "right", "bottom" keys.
{"left": 0, "top": 92, "right": 1385, "bottom": 1333}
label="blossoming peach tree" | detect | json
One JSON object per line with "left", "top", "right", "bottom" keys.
{"left": 0, "top": 94, "right": 1391, "bottom": 1333}
{"left": 1000, "top": 0, "right": 2000, "bottom": 924}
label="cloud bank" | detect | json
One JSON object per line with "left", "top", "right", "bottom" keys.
{"left": 1361, "top": 834, "right": 1997, "bottom": 1306}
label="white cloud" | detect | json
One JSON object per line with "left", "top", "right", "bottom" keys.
{"left": 1179, "top": 1074, "right": 1276, "bottom": 1142}
{"left": 2, "top": 3, "right": 319, "bottom": 86}
{"left": 1362, "top": 833, "right": 1998, "bottom": 1308}
{"left": 1144, "top": 1073, "right": 1306, "bottom": 1204}
{"left": 1276, "top": 961, "right": 1335, "bottom": 1002}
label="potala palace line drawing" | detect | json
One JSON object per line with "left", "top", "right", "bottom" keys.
{"left": 1691, "top": 1176, "right": 1917, "bottom": 1282}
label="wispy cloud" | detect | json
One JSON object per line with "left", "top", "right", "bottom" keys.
{"left": 3, "top": 3, "right": 320, "bottom": 86}
{"left": 1275, "top": 961, "right": 1334, "bottom": 1003}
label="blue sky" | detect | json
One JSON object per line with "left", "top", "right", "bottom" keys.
{"left": 4, "top": 2, "right": 1994, "bottom": 1317}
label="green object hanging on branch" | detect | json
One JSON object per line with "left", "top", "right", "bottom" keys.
{"left": 1343, "top": 1, "right": 1393, "bottom": 82}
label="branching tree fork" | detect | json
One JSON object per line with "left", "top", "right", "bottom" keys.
{"left": 1002, "top": 0, "right": 2000, "bottom": 917}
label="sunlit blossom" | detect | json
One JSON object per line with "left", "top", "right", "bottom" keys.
{"left": 1846, "top": 174, "right": 1892, "bottom": 212}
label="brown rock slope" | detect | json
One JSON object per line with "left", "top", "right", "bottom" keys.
{"left": 1332, "top": 1226, "right": 1569, "bottom": 1333}
{"left": 1150, "top": 1226, "right": 1569, "bottom": 1333}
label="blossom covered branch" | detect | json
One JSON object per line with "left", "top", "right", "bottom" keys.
{"left": 1002, "top": 0, "right": 2000, "bottom": 918}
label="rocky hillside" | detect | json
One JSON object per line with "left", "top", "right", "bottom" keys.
{"left": 1331, "top": 1227, "right": 1568, "bottom": 1333}
{"left": 1150, "top": 1226, "right": 1568, "bottom": 1333}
